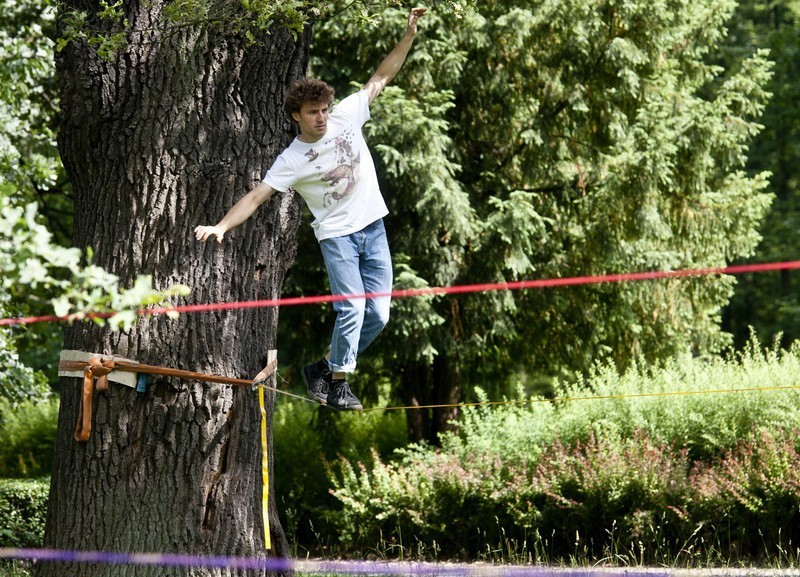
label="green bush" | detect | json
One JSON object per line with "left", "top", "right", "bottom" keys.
{"left": 0, "top": 325, "right": 51, "bottom": 411}
{"left": 691, "top": 426, "right": 800, "bottom": 559}
{"left": 503, "top": 430, "right": 693, "bottom": 558}
{"left": 331, "top": 444, "right": 527, "bottom": 558}
{"left": 330, "top": 431, "right": 694, "bottom": 561}
{"left": 329, "top": 343, "right": 800, "bottom": 562}
{"left": 0, "top": 477, "right": 49, "bottom": 548}
{"left": 454, "top": 341, "right": 800, "bottom": 465}
{"left": 0, "top": 397, "right": 58, "bottom": 478}
{"left": 273, "top": 390, "right": 407, "bottom": 555}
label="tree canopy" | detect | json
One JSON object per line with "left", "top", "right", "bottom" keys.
{"left": 722, "top": 0, "right": 800, "bottom": 348}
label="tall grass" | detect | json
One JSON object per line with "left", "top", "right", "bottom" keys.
{"left": 0, "top": 565, "right": 31, "bottom": 577}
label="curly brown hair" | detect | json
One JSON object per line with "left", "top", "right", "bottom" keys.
{"left": 284, "top": 78, "right": 335, "bottom": 119}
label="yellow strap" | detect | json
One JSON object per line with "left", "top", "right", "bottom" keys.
{"left": 258, "top": 384, "right": 271, "bottom": 550}
{"left": 251, "top": 352, "right": 277, "bottom": 551}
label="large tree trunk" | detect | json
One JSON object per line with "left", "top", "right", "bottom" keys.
{"left": 39, "top": 3, "right": 309, "bottom": 575}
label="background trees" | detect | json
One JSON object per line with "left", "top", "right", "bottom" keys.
{"left": 0, "top": 0, "right": 184, "bottom": 409}
{"left": 281, "top": 0, "right": 774, "bottom": 443}
{"left": 2, "top": 0, "right": 778, "bottom": 446}
{"left": 722, "top": 0, "right": 800, "bottom": 348}
{"left": 1, "top": 0, "right": 63, "bottom": 407}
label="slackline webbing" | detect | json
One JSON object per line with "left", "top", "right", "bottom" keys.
{"left": 59, "top": 357, "right": 800, "bottom": 417}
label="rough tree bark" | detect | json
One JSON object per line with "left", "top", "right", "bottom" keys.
{"left": 38, "top": 3, "right": 309, "bottom": 576}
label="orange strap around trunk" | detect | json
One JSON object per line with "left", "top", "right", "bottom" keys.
{"left": 74, "top": 358, "right": 115, "bottom": 442}
{"left": 60, "top": 358, "right": 278, "bottom": 443}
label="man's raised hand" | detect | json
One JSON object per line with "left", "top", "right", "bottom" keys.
{"left": 407, "top": 7, "right": 427, "bottom": 35}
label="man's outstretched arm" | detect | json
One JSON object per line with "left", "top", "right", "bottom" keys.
{"left": 194, "top": 181, "right": 275, "bottom": 243}
{"left": 363, "top": 7, "right": 427, "bottom": 104}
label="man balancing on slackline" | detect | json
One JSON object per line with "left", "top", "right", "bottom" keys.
{"left": 194, "top": 7, "right": 427, "bottom": 411}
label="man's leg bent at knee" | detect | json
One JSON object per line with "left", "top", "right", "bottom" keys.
{"left": 306, "top": 233, "right": 366, "bottom": 410}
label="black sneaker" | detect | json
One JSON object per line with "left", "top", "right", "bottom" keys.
{"left": 303, "top": 359, "right": 330, "bottom": 405}
{"left": 327, "top": 379, "right": 363, "bottom": 411}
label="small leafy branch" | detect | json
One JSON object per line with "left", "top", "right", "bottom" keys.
{"left": 57, "top": 0, "right": 129, "bottom": 60}
{"left": 1, "top": 198, "right": 189, "bottom": 330}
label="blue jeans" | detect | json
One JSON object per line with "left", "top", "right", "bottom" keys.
{"left": 319, "top": 219, "right": 393, "bottom": 374}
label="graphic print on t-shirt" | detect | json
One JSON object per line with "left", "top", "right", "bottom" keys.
{"left": 313, "top": 128, "right": 361, "bottom": 208}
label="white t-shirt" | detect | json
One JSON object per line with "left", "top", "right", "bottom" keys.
{"left": 263, "top": 90, "right": 389, "bottom": 241}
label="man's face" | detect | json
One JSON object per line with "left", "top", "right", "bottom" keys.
{"left": 292, "top": 100, "right": 331, "bottom": 143}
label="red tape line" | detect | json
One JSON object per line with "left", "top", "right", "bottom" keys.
{"left": 3, "top": 260, "right": 800, "bottom": 327}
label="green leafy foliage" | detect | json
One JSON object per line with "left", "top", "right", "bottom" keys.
{"left": 447, "top": 0, "right": 773, "bottom": 377}
{"left": 385, "top": 262, "right": 446, "bottom": 365}
{"left": 0, "top": 327, "right": 48, "bottom": 408}
{"left": 1, "top": 0, "right": 193, "bottom": 406}
{"left": 692, "top": 426, "right": 800, "bottom": 554}
{"left": 57, "top": 0, "right": 128, "bottom": 61}
{"left": 0, "top": 199, "right": 190, "bottom": 328}
{"left": 0, "top": 477, "right": 49, "bottom": 548}
{"left": 0, "top": 0, "right": 72, "bottom": 394}
{"left": 0, "top": 0, "right": 62, "bottom": 221}
{"left": 0, "top": 398, "right": 58, "bottom": 478}
{"left": 506, "top": 431, "right": 691, "bottom": 547}
{"left": 273, "top": 392, "right": 407, "bottom": 552}
{"left": 454, "top": 338, "right": 800, "bottom": 463}
{"left": 57, "top": 0, "right": 473, "bottom": 59}
{"left": 329, "top": 343, "right": 800, "bottom": 561}
{"left": 722, "top": 0, "right": 800, "bottom": 348}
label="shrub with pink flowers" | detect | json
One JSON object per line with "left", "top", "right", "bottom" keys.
{"left": 330, "top": 345, "right": 800, "bottom": 563}
{"left": 690, "top": 426, "right": 800, "bottom": 558}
